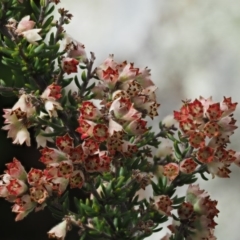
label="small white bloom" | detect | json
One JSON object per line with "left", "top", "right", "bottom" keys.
{"left": 22, "top": 29, "right": 42, "bottom": 44}
{"left": 12, "top": 94, "right": 35, "bottom": 117}
{"left": 12, "top": 127, "right": 31, "bottom": 146}
{"left": 44, "top": 100, "right": 63, "bottom": 117}
{"left": 48, "top": 220, "right": 67, "bottom": 240}
{"left": 162, "top": 115, "right": 177, "bottom": 128}
{"left": 36, "top": 127, "right": 54, "bottom": 148}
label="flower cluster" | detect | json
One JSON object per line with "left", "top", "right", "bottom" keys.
{"left": 2, "top": 83, "right": 63, "bottom": 147}
{"left": 7, "top": 15, "right": 42, "bottom": 44}
{"left": 163, "top": 96, "right": 238, "bottom": 180}
{"left": 93, "top": 54, "right": 160, "bottom": 120}
{"left": 61, "top": 35, "right": 87, "bottom": 75}
{"left": 0, "top": 133, "right": 87, "bottom": 221}
{"left": 0, "top": 158, "right": 44, "bottom": 221}
{"left": 2, "top": 94, "right": 35, "bottom": 146}
{"left": 74, "top": 55, "right": 161, "bottom": 167}
{"left": 168, "top": 185, "right": 218, "bottom": 240}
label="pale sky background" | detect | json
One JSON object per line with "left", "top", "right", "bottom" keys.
{"left": 57, "top": 1, "right": 240, "bottom": 239}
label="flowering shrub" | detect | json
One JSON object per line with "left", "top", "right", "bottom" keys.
{"left": 0, "top": 1, "right": 239, "bottom": 240}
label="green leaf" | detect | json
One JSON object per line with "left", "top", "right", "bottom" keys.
{"left": 74, "top": 75, "right": 82, "bottom": 89}
{"left": 0, "top": 79, "right": 6, "bottom": 86}
{"left": 63, "top": 196, "right": 69, "bottom": 214}
{"left": 85, "top": 82, "right": 95, "bottom": 91}
{"left": 115, "top": 176, "right": 125, "bottom": 189}
{"left": 40, "top": 0, "right": 47, "bottom": 6}
{"left": 173, "top": 140, "right": 182, "bottom": 160}
{"left": 79, "top": 64, "right": 87, "bottom": 69}
{"left": 79, "top": 232, "right": 87, "bottom": 240}
{"left": 49, "top": 32, "right": 55, "bottom": 45}
{"left": 59, "top": 190, "right": 69, "bottom": 202}
{"left": 37, "top": 117, "right": 65, "bottom": 131}
{"left": 151, "top": 181, "right": 160, "bottom": 195}
{"left": 172, "top": 196, "right": 185, "bottom": 205}
{"left": 172, "top": 214, "right": 180, "bottom": 221}
{"left": 200, "top": 172, "right": 209, "bottom": 181}
{"left": 47, "top": 205, "right": 64, "bottom": 220}
{"left": 40, "top": 130, "right": 63, "bottom": 137}
{"left": 152, "top": 227, "right": 163, "bottom": 233}
{"left": 61, "top": 77, "right": 73, "bottom": 87}
{"left": 0, "top": 47, "right": 14, "bottom": 56}
{"left": 30, "top": 0, "right": 40, "bottom": 14}
{"left": 45, "top": 5, "right": 55, "bottom": 16}
{"left": 68, "top": 90, "right": 76, "bottom": 106}
{"left": 42, "top": 15, "right": 54, "bottom": 29}
{"left": 74, "top": 197, "right": 82, "bottom": 215}
{"left": 33, "top": 43, "right": 46, "bottom": 54}
{"left": 81, "top": 70, "right": 87, "bottom": 82}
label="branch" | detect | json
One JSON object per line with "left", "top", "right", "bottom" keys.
{"left": 79, "top": 52, "right": 96, "bottom": 99}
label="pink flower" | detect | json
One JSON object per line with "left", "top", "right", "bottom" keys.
{"left": 39, "top": 147, "right": 68, "bottom": 165}
{"left": 41, "top": 83, "right": 62, "bottom": 100}
{"left": 58, "top": 160, "right": 73, "bottom": 178}
{"left": 76, "top": 118, "right": 95, "bottom": 139}
{"left": 16, "top": 16, "right": 35, "bottom": 34}
{"left": 96, "top": 55, "right": 121, "bottom": 89}
{"left": 79, "top": 101, "right": 103, "bottom": 120}
{"left": 69, "top": 170, "right": 85, "bottom": 189}
{"left": 48, "top": 177, "right": 69, "bottom": 195}
{"left": 12, "top": 94, "right": 35, "bottom": 117}
{"left": 163, "top": 163, "right": 179, "bottom": 181}
{"left": 27, "top": 168, "right": 43, "bottom": 186}
{"left": 56, "top": 133, "right": 74, "bottom": 153}
{"left": 12, "top": 194, "right": 37, "bottom": 221}
{"left": 64, "top": 34, "right": 87, "bottom": 62}
{"left": 220, "top": 97, "right": 238, "bottom": 117}
{"left": 82, "top": 138, "right": 99, "bottom": 155}
{"left": 41, "top": 84, "right": 63, "bottom": 117}
{"left": 179, "top": 158, "right": 197, "bottom": 174}
{"left": 153, "top": 195, "right": 173, "bottom": 216}
{"left": 5, "top": 158, "right": 27, "bottom": 180}
{"left": 124, "top": 118, "right": 148, "bottom": 136}
{"left": 84, "top": 152, "right": 111, "bottom": 173}
{"left": 119, "top": 63, "right": 139, "bottom": 82}
{"left": 62, "top": 57, "right": 79, "bottom": 74}
{"left": 29, "top": 186, "right": 49, "bottom": 204}
{"left": 6, "top": 178, "right": 28, "bottom": 198}
{"left": 109, "top": 97, "right": 141, "bottom": 121}
{"left": 108, "top": 118, "right": 123, "bottom": 135}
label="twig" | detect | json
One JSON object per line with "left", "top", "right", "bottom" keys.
{"left": 79, "top": 52, "right": 96, "bottom": 99}
{"left": 38, "top": 0, "right": 51, "bottom": 24}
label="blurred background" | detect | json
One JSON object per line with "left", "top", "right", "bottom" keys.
{"left": 59, "top": 0, "right": 240, "bottom": 239}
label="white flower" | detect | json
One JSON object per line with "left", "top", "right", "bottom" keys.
{"left": 22, "top": 29, "right": 42, "bottom": 44}
{"left": 12, "top": 94, "right": 35, "bottom": 117}
{"left": 44, "top": 100, "right": 63, "bottom": 117}
{"left": 48, "top": 220, "right": 67, "bottom": 240}
{"left": 12, "top": 127, "right": 31, "bottom": 146}
{"left": 36, "top": 127, "right": 54, "bottom": 148}
{"left": 2, "top": 113, "right": 31, "bottom": 146}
